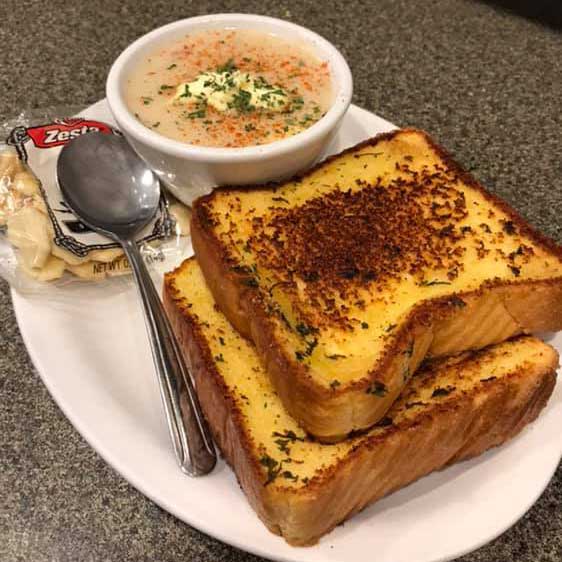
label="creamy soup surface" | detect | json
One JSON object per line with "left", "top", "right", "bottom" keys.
{"left": 125, "top": 29, "right": 333, "bottom": 148}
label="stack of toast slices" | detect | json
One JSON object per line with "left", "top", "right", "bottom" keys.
{"left": 163, "top": 129, "right": 562, "bottom": 546}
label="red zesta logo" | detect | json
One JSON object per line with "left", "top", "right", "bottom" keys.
{"left": 26, "top": 119, "right": 113, "bottom": 149}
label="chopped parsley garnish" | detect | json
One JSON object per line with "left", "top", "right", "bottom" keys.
{"left": 272, "top": 430, "right": 304, "bottom": 454}
{"left": 281, "top": 470, "right": 298, "bottom": 482}
{"left": 162, "top": 54, "right": 325, "bottom": 142}
{"left": 296, "top": 322, "right": 317, "bottom": 337}
{"left": 179, "top": 84, "right": 191, "bottom": 98}
{"left": 216, "top": 58, "right": 238, "bottom": 74}
{"left": 295, "top": 337, "right": 317, "bottom": 361}
{"left": 306, "top": 338, "right": 318, "bottom": 355}
{"left": 241, "top": 277, "right": 259, "bottom": 287}
{"left": 418, "top": 279, "right": 452, "bottom": 287}
{"left": 259, "top": 451, "right": 300, "bottom": 485}
{"left": 290, "top": 95, "right": 304, "bottom": 111}
{"left": 402, "top": 340, "right": 414, "bottom": 358}
{"left": 272, "top": 429, "right": 305, "bottom": 442}
{"left": 259, "top": 454, "right": 282, "bottom": 485}
{"left": 449, "top": 296, "right": 466, "bottom": 308}
{"left": 188, "top": 108, "right": 206, "bottom": 119}
{"left": 431, "top": 386, "right": 455, "bottom": 398}
{"left": 229, "top": 89, "right": 254, "bottom": 113}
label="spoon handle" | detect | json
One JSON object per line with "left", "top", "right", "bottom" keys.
{"left": 122, "top": 239, "right": 216, "bottom": 476}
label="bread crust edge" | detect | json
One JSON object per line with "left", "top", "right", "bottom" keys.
{"left": 163, "top": 265, "right": 558, "bottom": 545}
{"left": 190, "top": 128, "right": 562, "bottom": 440}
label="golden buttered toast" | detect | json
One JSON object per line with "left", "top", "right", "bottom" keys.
{"left": 163, "top": 258, "right": 558, "bottom": 546}
{"left": 191, "top": 128, "right": 562, "bottom": 440}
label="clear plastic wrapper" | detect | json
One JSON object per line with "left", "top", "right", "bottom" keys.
{"left": 0, "top": 108, "right": 192, "bottom": 297}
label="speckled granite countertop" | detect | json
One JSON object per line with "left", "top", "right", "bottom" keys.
{"left": 1, "top": 1, "right": 560, "bottom": 561}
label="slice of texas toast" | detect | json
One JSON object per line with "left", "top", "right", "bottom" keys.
{"left": 191, "top": 128, "right": 562, "bottom": 440}
{"left": 163, "top": 258, "right": 558, "bottom": 546}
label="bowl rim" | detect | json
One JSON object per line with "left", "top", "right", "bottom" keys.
{"left": 106, "top": 13, "right": 353, "bottom": 163}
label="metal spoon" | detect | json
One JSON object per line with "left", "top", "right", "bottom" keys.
{"left": 57, "top": 131, "right": 216, "bottom": 476}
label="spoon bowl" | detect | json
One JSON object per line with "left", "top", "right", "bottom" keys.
{"left": 57, "top": 132, "right": 160, "bottom": 239}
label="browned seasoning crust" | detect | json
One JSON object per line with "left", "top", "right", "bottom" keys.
{"left": 163, "top": 261, "right": 558, "bottom": 546}
{"left": 191, "top": 128, "right": 562, "bottom": 441}
{"left": 194, "top": 127, "right": 562, "bottom": 261}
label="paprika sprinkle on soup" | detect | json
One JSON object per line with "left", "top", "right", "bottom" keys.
{"left": 125, "top": 29, "right": 333, "bottom": 148}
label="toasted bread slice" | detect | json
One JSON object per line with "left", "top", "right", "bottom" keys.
{"left": 163, "top": 258, "right": 558, "bottom": 546}
{"left": 191, "top": 128, "right": 562, "bottom": 440}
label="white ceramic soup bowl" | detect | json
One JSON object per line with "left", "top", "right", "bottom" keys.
{"left": 106, "top": 13, "right": 353, "bottom": 205}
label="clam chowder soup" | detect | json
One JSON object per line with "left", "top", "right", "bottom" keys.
{"left": 125, "top": 29, "right": 333, "bottom": 147}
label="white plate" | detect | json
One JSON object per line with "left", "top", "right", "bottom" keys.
{"left": 12, "top": 99, "right": 562, "bottom": 562}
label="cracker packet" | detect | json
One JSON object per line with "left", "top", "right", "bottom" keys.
{"left": 0, "top": 108, "right": 191, "bottom": 294}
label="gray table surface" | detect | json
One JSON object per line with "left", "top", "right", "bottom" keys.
{"left": 1, "top": 1, "right": 561, "bottom": 561}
